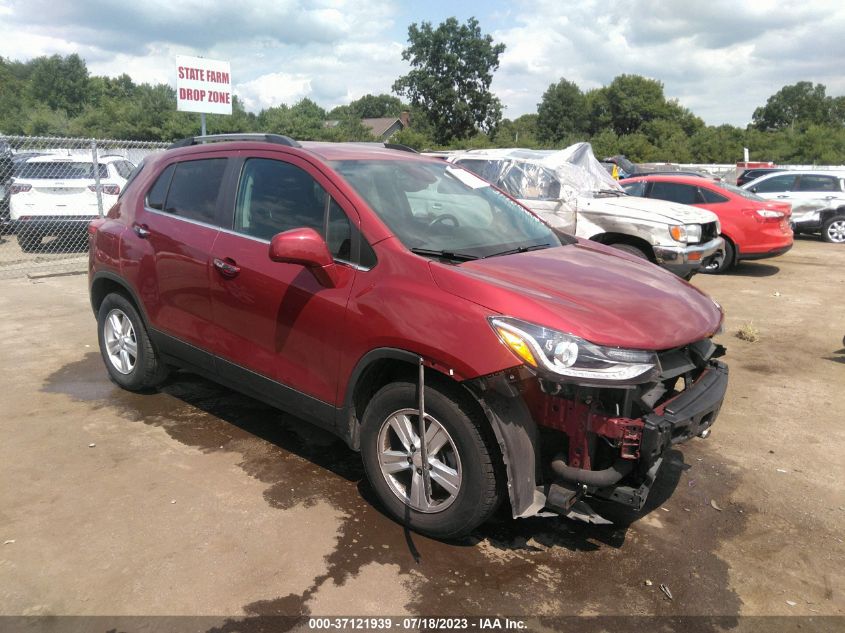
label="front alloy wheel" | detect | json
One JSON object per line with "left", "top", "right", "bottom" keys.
{"left": 377, "top": 409, "right": 462, "bottom": 513}
{"left": 360, "top": 380, "right": 501, "bottom": 539}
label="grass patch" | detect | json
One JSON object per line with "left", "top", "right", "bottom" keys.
{"left": 735, "top": 321, "right": 760, "bottom": 343}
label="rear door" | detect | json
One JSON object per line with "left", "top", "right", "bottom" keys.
{"left": 207, "top": 153, "right": 363, "bottom": 410}
{"left": 130, "top": 154, "right": 231, "bottom": 353}
{"left": 789, "top": 174, "right": 845, "bottom": 213}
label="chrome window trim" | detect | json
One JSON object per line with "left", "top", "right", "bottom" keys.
{"left": 141, "top": 205, "right": 373, "bottom": 272}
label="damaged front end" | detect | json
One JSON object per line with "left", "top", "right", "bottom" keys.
{"left": 466, "top": 319, "right": 729, "bottom": 524}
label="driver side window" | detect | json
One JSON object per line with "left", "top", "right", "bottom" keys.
{"left": 234, "top": 158, "right": 370, "bottom": 265}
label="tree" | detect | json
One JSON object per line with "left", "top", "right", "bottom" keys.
{"left": 27, "top": 54, "right": 90, "bottom": 117}
{"left": 536, "top": 78, "right": 587, "bottom": 144}
{"left": 604, "top": 74, "right": 668, "bottom": 135}
{"left": 347, "top": 93, "right": 404, "bottom": 119}
{"left": 393, "top": 17, "right": 505, "bottom": 144}
{"left": 752, "top": 82, "right": 835, "bottom": 131}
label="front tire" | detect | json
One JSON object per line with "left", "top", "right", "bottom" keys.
{"left": 360, "top": 380, "right": 501, "bottom": 539}
{"left": 701, "top": 238, "right": 735, "bottom": 274}
{"left": 822, "top": 215, "right": 845, "bottom": 243}
{"left": 97, "top": 293, "right": 168, "bottom": 391}
{"left": 609, "top": 242, "right": 649, "bottom": 260}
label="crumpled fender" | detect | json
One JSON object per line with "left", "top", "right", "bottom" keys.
{"left": 464, "top": 371, "right": 546, "bottom": 518}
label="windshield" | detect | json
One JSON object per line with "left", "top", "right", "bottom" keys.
{"left": 330, "top": 159, "right": 562, "bottom": 258}
{"left": 719, "top": 181, "right": 766, "bottom": 201}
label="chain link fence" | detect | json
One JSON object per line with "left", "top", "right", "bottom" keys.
{"left": 0, "top": 135, "right": 168, "bottom": 279}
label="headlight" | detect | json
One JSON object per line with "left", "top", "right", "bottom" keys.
{"left": 669, "top": 224, "right": 688, "bottom": 243}
{"left": 489, "top": 317, "right": 659, "bottom": 385}
{"left": 686, "top": 224, "right": 702, "bottom": 243}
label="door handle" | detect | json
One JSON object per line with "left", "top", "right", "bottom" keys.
{"left": 213, "top": 257, "right": 240, "bottom": 278}
{"left": 133, "top": 223, "right": 150, "bottom": 238}
{"left": 776, "top": 195, "right": 790, "bottom": 198}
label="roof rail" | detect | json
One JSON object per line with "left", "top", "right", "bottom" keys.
{"left": 168, "top": 133, "right": 301, "bottom": 150}
{"left": 382, "top": 143, "right": 418, "bottom": 154}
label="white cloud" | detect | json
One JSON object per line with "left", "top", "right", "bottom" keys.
{"left": 237, "top": 72, "right": 313, "bottom": 110}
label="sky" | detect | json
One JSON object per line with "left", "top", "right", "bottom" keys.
{"left": 1, "top": 0, "right": 843, "bottom": 126}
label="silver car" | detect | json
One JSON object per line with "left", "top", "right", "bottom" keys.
{"left": 742, "top": 170, "right": 845, "bottom": 244}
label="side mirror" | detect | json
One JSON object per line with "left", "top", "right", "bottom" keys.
{"left": 269, "top": 227, "right": 339, "bottom": 287}
{"left": 750, "top": 186, "right": 758, "bottom": 193}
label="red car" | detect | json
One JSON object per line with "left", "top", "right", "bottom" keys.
{"left": 620, "top": 175, "right": 793, "bottom": 273}
{"left": 88, "top": 134, "right": 728, "bottom": 538}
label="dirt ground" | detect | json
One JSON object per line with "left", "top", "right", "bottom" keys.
{"left": 0, "top": 236, "right": 842, "bottom": 629}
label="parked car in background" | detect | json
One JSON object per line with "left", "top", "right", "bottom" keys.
{"left": 444, "top": 144, "right": 723, "bottom": 279}
{"left": 89, "top": 133, "right": 729, "bottom": 538}
{"left": 742, "top": 170, "right": 845, "bottom": 243}
{"left": 9, "top": 154, "right": 135, "bottom": 251}
{"left": 620, "top": 175, "right": 793, "bottom": 274}
{"left": 736, "top": 167, "right": 784, "bottom": 187}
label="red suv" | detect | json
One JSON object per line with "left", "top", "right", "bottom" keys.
{"left": 88, "top": 134, "right": 729, "bottom": 538}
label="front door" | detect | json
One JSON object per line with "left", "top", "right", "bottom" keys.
{"left": 208, "top": 154, "right": 361, "bottom": 410}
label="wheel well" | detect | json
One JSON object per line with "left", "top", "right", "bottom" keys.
{"left": 90, "top": 277, "right": 137, "bottom": 316}
{"left": 590, "top": 232, "right": 656, "bottom": 262}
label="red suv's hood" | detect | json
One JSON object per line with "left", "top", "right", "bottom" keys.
{"left": 430, "top": 241, "right": 722, "bottom": 350}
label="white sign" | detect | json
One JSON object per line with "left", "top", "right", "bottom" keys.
{"left": 176, "top": 55, "right": 232, "bottom": 115}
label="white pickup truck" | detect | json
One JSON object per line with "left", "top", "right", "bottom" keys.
{"left": 442, "top": 144, "right": 723, "bottom": 278}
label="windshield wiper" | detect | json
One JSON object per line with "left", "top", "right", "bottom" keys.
{"left": 410, "top": 247, "right": 479, "bottom": 262}
{"left": 594, "top": 188, "right": 625, "bottom": 197}
{"left": 484, "top": 243, "right": 553, "bottom": 258}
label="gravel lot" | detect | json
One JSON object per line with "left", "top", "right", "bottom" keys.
{"left": 0, "top": 237, "right": 842, "bottom": 630}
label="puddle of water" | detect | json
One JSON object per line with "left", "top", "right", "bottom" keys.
{"left": 44, "top": 353, "right": 746, "bottom": 620}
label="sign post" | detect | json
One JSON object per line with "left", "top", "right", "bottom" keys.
{"left": 176, "top": 55, "right": 232, "bottom": 135}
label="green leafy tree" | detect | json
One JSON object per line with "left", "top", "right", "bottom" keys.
{"left": 604, "top": 74, "right": 668, "bottom": 135}
{"left": 689, "top": 124, "right": 745, "bottom": 163}
{"left": 536, "top": 78, "right": 587, "bottom": 144}
{"left": 27, "top": 54, "right": 90, "bottom": 117}
{"left": 493, "top": 114, "right": 540, "bottom": 147}
{"left": 347, "top": 93, "right": 404, "bottom": 119}
{"left": 393, "top": 17, "right": 505, "bottom": 144}
{"left": 752, "top": 82, "right": 834, "bottom": 131}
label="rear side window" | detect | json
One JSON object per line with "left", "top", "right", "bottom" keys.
{"left": 146, "top": 164, "right": 175, "bottom": 210}
{"left": 796, "top": 175, "right": 839, "bottom": 192}
{"left": 649, "top": 181, "right": 698, "bottom": 205}
{"left": 752, "top": 174, "right": 797, "bottom": 193}
{"left": 161, "top": 159, "right": 227, "bottom": 224}
{"left": 699, "top": 187, "right": 729, "bottom": 203}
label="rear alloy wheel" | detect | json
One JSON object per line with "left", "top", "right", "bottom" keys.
{"left": 822, "top": 215, "right": 845, "bottom": 243}
{"left": 702, "top": 238, "right": 734, "bottom": 274}
{"left": 97, "top": 293, "right": 169, "bottom": 391}
{"left": 360, "top": 381, "right": 500, "bottom": 539}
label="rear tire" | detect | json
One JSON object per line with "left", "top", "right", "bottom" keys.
{"left": 701, "top": 238, "right": 735, "bottom": 274}
{"left": 822, "top": 215, "right": 845, "bottom": 243}
{"left": 17, "top": 231, "right": 41, "bottom": 252}
{"left": 360, "top": 380, "right": 501, "bottom": 539}
{"left": 97, "top": 293, "right": 169, "bottom": 391}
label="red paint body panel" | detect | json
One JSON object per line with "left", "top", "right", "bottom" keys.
{"left": 430, "top": 239, "right": 721, "bottom": 350}
{"left": 621, "top": 175, "right": 793, "bottom": 258}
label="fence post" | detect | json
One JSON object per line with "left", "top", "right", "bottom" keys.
{"left": 91, "top": 139, "right": 104, "bottom": 218}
